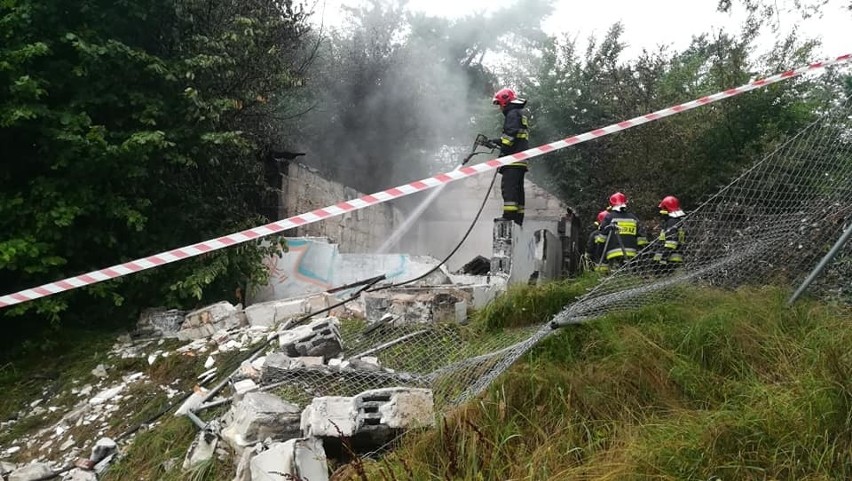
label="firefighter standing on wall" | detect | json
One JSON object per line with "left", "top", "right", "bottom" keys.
{"left": 653, "top": 195, "right": 686, "bottom": 270}
{"left": 599, "top": 192, "right": 642, "bottom": 268}
{"left": 490, "top": 88, "right": 530, "bottom": 227}
{"left": 585, "top": 210, "right": 610, "bottom": 273}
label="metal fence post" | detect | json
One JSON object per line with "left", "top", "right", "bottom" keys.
{"left": 788, "top": 221, "right": 852, "bottom": 306}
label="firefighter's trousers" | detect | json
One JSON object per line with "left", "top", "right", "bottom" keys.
{"left": 500, "top": 166, "right": 526, "bottom": 226}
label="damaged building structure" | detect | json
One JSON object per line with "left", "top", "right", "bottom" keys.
{"left": 259, "top": 159, "right": 582, "bottom": 299}
{"left": 0, "top": 159, "right": 582, "bottom": 481}
{"left": 250, "top": 158, "right": 583, "bottom": 327}
{"left": 178, "top": 160, "right": 584, "bottom": 480}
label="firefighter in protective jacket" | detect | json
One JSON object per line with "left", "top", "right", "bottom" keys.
{"left": 490, "top": 88, "right": 530, "bottom": 226}
{"left": 653, "top": 195, "right": 686, "bottom": 267}
{"left": 586, "top": 210, "right": 610, "bottom": 273}
{"left": 599, "top": 192, "right": 642, "bottom": 267}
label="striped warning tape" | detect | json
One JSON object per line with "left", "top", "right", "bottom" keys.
{"left": 1, "top": 53, "right": 849, "bottom": 309}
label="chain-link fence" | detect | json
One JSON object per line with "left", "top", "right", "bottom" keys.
{"left": 265, "top": 95, "right": 852, "bottom": 413}
{"left": 557, "top": 96, "right": 852, "bottom": 325}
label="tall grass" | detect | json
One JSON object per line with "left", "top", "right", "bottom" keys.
{"left": 350, "top": 285, "right": 852, "bottom": 481}
{"left": 471, "top": 274, "right": 601, "bottom": 331}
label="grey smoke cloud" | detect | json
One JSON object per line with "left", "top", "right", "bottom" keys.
{"left": 299, "top": 0, "right": 554, "bottom": 194}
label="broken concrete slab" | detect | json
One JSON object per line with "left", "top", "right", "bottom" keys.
{"left": 300, "top": 357, "right": 325, "bottom": 368}
{"left": 363, "top": 288, "right": 473, "bottom": 324}
{"left": 355, "top": 388, "right": 434, "bottom": 430}
{"left": 345, "top": 389, "right": 438, "bottom": 456}
{"left": 260, "top": 353, "right": 326, "bottom": 384}
{"left": 7, "top": 463, "right": 57, "bottom": 481}
{"left": 239, "top": 361, "right": 261, "bottom": 381}
{"left": 249, "top": 438, "right": 327, "bottom": 481}
{"left": 58, "top": 437, "right": 75, "bottom": 452}
{"left": 245, "top": 297, "right": 313, "bottom": 329}
{"left": 301, "top": 397, "right": 358, "bottom": 437}
{"left": 93, "top": 453, "right": 115, "bottom": 474}
{"left": 90, "top": 437, "right": 117, "bottom": 464}
{"left": 300, "top": 387, "right": 434, "bottom": 457}
{"left": 278, "top": 317, "right": 342, "bottom": 361}
{"left": 425, "top": 272, "right": 507, "bottom": 311}
{"left": 1, "top": 462, "right": 18, "bottom": 477}
{"left": 232, "top": 443, "right": 260, "bottom": 481}
{"left": 259, "top": 352, "right": 298, "bottom": 384}
{"left": 183, "top": 422, "right": 220, "bottom": 470}
{"left": 60, "top": 403, "right": 90, "bottom": 426}
{"left": 175, "top": 388, "right": 208, "bottom": 416}
{"left": 90, "top": 364, "right": 108, "bottom": 379}
{"left": 347, "top": 357, "right": 381, "bottom": 372}
{"left": 291, "top": 437, "right": 328, "bottom": 481}
{"left": 178, "top": 301, "right": 244, "bottom": 341}
{"left": 248, "top": 441, "right": 290, "bottom": 481}
{"left": 221, "top": 392, "right": 301, "bottom": 452}
{"left": 136, "top": 307, "right": 187, "bottom": 338}
{"left": 233, "top": 379, "right": 258, "bottom": 400}
{"left": 89, "top": 385, "right": 125, "bottom": 406}
{"left": 250, "top": 357, "right": 266, "bottom": 373}
{"left": 64, "top": 468, "right": 97, "bottom": 481}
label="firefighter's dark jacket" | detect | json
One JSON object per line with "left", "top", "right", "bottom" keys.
{"left": 586, "top": 227, "right": 606, "bottom": 261}
{"left": 497, "top": 101, "right": 530, "bottom": 161}
{"left": 599, "top": 209, "right": 641, "bottom": 260}
{"left": 656, "top": 215, "right": 685, "bottom": 263}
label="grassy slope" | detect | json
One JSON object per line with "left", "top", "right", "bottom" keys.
{"left": 353, "top": 285, "right": 852, "bottom": 481}
{"left": 6, "top": 279, "right": 850, "bottom": 481}
{"left": 0, "top": 328, "right": 243, "bottom": 480}
{"left": 0, "top": 329, "right": 121, "bottom": 450}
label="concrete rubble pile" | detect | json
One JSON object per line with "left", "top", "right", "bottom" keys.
{"left": 0, "top": 300, "right": 272, "bottom": 481}
{"left": 181, "top": 306, "right": 438, "bottom": 481}
{"left": 2, "top": 252, "right": 501, "bottom": 481}
{"left": 357, "top": 271, "right": 505, "bottom": 325}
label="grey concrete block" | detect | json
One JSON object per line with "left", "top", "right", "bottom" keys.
{"left": 221, "top": 392, "right": 301, "bottom": 451}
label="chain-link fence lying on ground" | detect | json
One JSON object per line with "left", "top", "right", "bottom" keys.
{"left": 267, "top": 96, "right": 852, "bottom": 413}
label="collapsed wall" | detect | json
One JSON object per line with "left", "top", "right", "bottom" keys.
{"left": 398, "top": 173, "right": 570, "bottom": 271}
{"left": 247, "top": 238, "right": 452, "bottom": 304}
{"left": 267, "top": 159, "right": 572, "bottom": 274}
{"left": 274, "top": 161, "right": 405, "bottom": 253}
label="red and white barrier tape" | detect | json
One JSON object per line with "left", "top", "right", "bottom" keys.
{"left": 2, "top": 53, "right": 850, "bottom": 309}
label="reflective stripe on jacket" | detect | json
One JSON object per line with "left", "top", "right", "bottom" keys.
{"left": 656, "top": 216, "right": 686, "bottom": 263}
{"left": 600, "top": 210, "right": 641, "bottom": 260}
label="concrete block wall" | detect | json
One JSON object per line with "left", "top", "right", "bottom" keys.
{"left": 278, "top": 162, "right": 404, "bottom": 253}
{"left": 400, "top": 173, "right": 568, "bottom": 271}
{"left": 273, "top": 161, "right": 569, "bottom": 272}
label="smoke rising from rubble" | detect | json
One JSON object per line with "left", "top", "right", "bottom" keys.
{"left": 294, "top": 0, "right": 553, "bottom": 257}
{"left": 301, "top": 0, "right": 553, "bottom": 195}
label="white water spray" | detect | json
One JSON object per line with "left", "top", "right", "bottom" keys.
{"left": 376, "top": 179, "right": 451, "bottom": 254}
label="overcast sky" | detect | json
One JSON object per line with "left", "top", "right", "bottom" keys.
{"left": 310, "top": 0, "right": 851, "bottom": 62}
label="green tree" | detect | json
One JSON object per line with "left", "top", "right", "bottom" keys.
{"left": 0, "top": 0, "right": 310, "bottom": 349}
{"left": 508, "top": 23, "right": 839, "bottom": 224}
